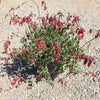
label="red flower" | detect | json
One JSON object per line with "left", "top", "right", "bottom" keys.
{"left": 38, "top": 74, "right": 43, "bottom": 80}
{"left": 22, "top": 49, "right": 29, "bottom": 56}
{"left": 69, "top": 68, "right": 74, "bottom": 73}
{"left": 81, "top": 33, "right": 84, "bottom": 39}
{"left": 54, "top": 42, "right": 62, "bottom": 63}
{"left": 57, "top": 21, "right": 63, "bottom": 32}
{"left": 42, "top": 72, "right": 45, "bottom": 77}
{"left": 11, "top": 77, "right": 18, "bottom": 86}
{"left": 11, "top": 73, "right": 22, "bottom": 86}
{"left": 84, "top": 58, "right": 88, "bottom": 65}
{"left": 73, "top": 46, "right": 75, "bottom": 52}
{"left": 72, "top": 16, "right": 79, "bottom": 23}
{"left": 57, "top": 12, "right": 64, "bottom": 19}
{"left": 88, "top": 60, "right": 92, "bottom": 67}
{"left": 5, "top": 59, "right": 9, "bottom": 64}
{"left": 41, "top": 1, "right": 45, "bottom": 6}
{"left": 31, "top": 58, "right": 33, "bottom": 63}
{"left": 88, "top": 57, "right": 94, "bottom": 67}
{"left": 89, "top": 29, "right": 93, "bottom": 34}
{"left": 49, "top": 17, "right": 53, "bottom": 23}
{"left": 58, "top": 78, "right": 63, "bottom": 83}
{"left": 4, "top": 40, "right": 11, "bottom": 54}
{"left": 78, "top": 28, "right": 85, "bottom": 39}
{"left": 41, "top": 1, "right": 47, "bottom": 10}
{"left": 36, "top": 37, "right": 45, "bottom": 52}
{"left": 55, "top": 54, "right": 59, "bottom": 63}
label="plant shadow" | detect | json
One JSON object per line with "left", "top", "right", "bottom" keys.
{"left": 1, "top": 59, "right": 58, "bottom": 88}
{"left": 2, "top": 59, "right": 38, "bottom": 88}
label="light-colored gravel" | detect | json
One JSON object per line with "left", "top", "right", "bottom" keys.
{"left": 0, "top": 0, "right": 100, "bottom": 100}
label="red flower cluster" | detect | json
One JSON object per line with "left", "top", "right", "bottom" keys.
{"left": 22, "top": 48, "right": 31, "bottom": 56}
{"left": 41, "top": 1, "right": 47, "bottom": 10}
{"left": 41, "top": 17, "right": 47, "bottom": 29}
{"left": 77, "top": 28, "right": 85, "bottom": 39}
{"left": 5, "top": 58, "right": 9, "bottom": 64}
{"left": 76, "top": 54, "right": 94, "bottom": 67}
{"left": 41, "top": 12, "right": 63, "bottom": 32}
{"left": 10, "top": 50, "right": 18, "bottom": 58}
{"left": 69, "top": 68, "right": 75, "bottom": 73}
{"left": 49, "top": 15, "right": 63, "bottom": 32}
{"left": 7, "top": 12, "right": 33, "bottom": 26}
{"left": 4, "top": 40, "right": 11, "bottom": 54}
{"left": 35, "top": 37, "right": 45, "bottom": 52}
{"left": 37, "top": 72, "right": 45, "bottom": 80}
{"left": 66, "top": 15, "right": 79, "bottom": 28}
{"left": 11, "top": 73, "right": 22, "bottom": 86}
{"left": 57, "top": 12, "right": 64, "bottom": 19}
{"left": 54, "top": 42, "right": 61, "bottom": 63}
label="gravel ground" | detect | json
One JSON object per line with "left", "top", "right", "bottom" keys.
{"left": 0, "top": 0, "right": 100, "bottom": 100}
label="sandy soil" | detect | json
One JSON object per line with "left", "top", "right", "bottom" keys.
{"left": 0, "top": 0, "right": 100, "bottom": 100}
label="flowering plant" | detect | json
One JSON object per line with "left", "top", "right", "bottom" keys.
{"left": 4, "top": 1, "right": 100, "bottom": 85}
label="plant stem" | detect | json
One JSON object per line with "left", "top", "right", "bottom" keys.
{"left": 30, "top": 0, "right": 41, "bottom": 25}
{"left": 79, "top": 37, "right": 96, "bottom": 49}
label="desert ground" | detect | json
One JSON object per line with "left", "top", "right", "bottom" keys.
{"left": 0, "top": 0, "right": 100, "bottom": 100}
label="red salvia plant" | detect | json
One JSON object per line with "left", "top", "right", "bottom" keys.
{"left": 3, "top": 0, "right": 100, "bottom": 85}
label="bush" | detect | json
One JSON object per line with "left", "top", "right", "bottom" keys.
{"left": 4, "top": 1, "right": 100, "bottom": 85}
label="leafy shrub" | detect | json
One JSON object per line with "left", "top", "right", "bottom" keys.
{"left": 4, "top": 1, "right": 100, "bottom": 85}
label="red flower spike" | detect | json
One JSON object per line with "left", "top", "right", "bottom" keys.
{"left": 5, "top": 14, "right": 8, "bottom": 19}
{"left": 81, "top": 33, "right": 84, "bottom": 39}
{"left": 58, "top": 78, "right": 63, "bottom": 83}
{"left": 88, "top": 62, "right": 92, "bottom": 67}
{"left": 92, "top": 73, "right": 94, "bottom": 76}
{"left": 38, "top": 75, "right": 42, "bottom": 80}
{"left": 73, "top": 46, "right": 75, "bottom": 52}
{"left": 10, "top": 52, "right": 14, "bottom": 58}
{"left": 94, "top": 75, "right": 96, "bottom": 78}
{"left": 5, "top": 59, "right": 9, "bottom": 64}
{"left": 18, "top": 78, "right": 21, "bottom": 84}
{"left": 78, "top": 28, "right": 85, "bottom": 39}
{"left": 66, "top": 15, "right": 72, "bottom": 23}
{"left": 89, "top": 29, "right": 93, "bottom": 34}
{"left": 72, "top": 16, "right": 79, "bottom": 23}
{"left": 41, "top": 1, "right": 45, "bottom": 6}
{"left": 55, "top": 54, "right": 59, "bottom": 63}
{"left": 11, "top": 81, "right": 16, "bottom": 86}
{"left": 84, "top": 58, "right": 88, "bottom": 65}
{"left": 46, "top": 13, "right": 49, "bottom": 20}
{"left": 69, "top": 68, "right": 74, "bottom": 73}
{"left": 88, "top": 57, "right": 94, "bottom": 67}
{"left": 11, "top": 77, "right": 18, "bottom": 86}
{"left": 44, "top": 5, "right": 47, "bottom": 10}
{"left": 57, "top": 12, "right": 64, "bottom": 18}
{"left": 4, "top": 40, "right": 11, "bottom": 54}
{"left": 59, "top": 28, "right": 62, "bottom": 32}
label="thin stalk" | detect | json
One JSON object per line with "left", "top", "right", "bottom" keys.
{"left": 79, "top": 37, "right": 96, "bottom": 49}
{"left": 30, "top": 0, "right": 41, "bottom": 25}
